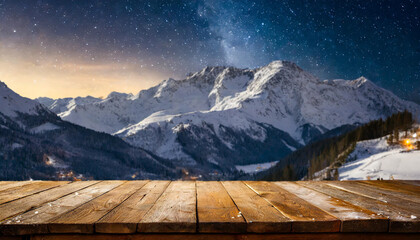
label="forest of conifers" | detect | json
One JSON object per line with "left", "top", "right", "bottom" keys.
{"left": 260, "top": 111, "right": 415, "bottom": 181}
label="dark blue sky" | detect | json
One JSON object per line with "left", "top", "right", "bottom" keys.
{"left": 0, "top": 0, "right": 419, "bottom": 101}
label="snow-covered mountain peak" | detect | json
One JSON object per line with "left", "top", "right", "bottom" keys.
{"left": 36, "top": 97, "right": 55, "bottom": 107}
{"left": 152, "top": 78, "right": 181, "bottom": 98}
{"left": 0, "top": 81, "right": 44, "bottom": 118}
{"left": 351, "top": 76, "right": 371, "bottom": 87}
{"left": 106, "top": 91, "right": 133, "bottom": 100}
{"left": 190, "top": 66, "right": 230, "bottom": 80}
{"left": 256, "top": 61, "right": 310, "bottom": 80}
{"left": 326, "top": 77, "right": 375, "bottom": 90}
{"left": 146, "top": 61, "right": 310, "bottom": 105}
{"left": 183, "top": 66, "right": 253, "bottom": 91}
{"left": 265, "top": 60, "right": 302, "bottom": 71}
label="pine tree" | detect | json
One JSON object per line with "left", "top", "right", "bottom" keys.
{"left": 394, "top": 129, "right": 399, "bottom": 142}
{"left": 333, "top": 168, "right": 339, "bottom": 180}
{"left": 387, "top": 133, "right": 394, "bottom": 145}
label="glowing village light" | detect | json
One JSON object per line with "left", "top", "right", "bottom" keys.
{"left": 402, "top": 138, "right": 414, "bottom": 150}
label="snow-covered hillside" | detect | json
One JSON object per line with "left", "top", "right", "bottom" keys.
{"left": 0, "top": 81, "right": 178, "bottom": 180}
{"left": 339, "top": 136, "right": 420, "bottom": 180}
{"left": 0, "top": 81, "right": 46, "bottom": 118}
{"left": 37, "top": 61, "right": 420, "bottom": 169}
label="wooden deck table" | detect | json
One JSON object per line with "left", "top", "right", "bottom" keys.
{"left": 0, "top": 180, "right": 419, "bottom": 239}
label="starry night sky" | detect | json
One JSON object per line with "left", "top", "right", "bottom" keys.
{"left": 0, "top": 0, "right": 419, "bottom": 101}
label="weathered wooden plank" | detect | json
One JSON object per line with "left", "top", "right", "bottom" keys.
{"left": 276, "top": 182, "right": 389, "bottom": 232}
{"left": 298, "top": 181, "right": 420, "bottom": 232}
{"left": 28, "top": 233, "right": 420, "bottom": 240}
{"left": 0, "top": 181, "right": 124, "bottom": 235}
{"left": 328, "top": 181, "right": 420, "bottom": 206}
{"left": 0, "top": 182, "right": 33, "bottom": 192}
{"left": 366, "top": 181, "right": 420, "bottom": 195}
{"left": 137, "top": 181, "right": 197, "bottom": 233}
{"left": 197, "top": 181, "right": 246, "bottom": 233}
{"left": 327, "top": 181, "right": 420, "bottom": 215}
{"left": 0, "top": 181, "right": 68, "bottom": 205}
{"left": 359, "top": 181, "right": 420, "bottom": 202}
{"left": 399, "top": 180, "right": 420, "bottom": 187}
{"left": 0, "top": 181, "right": 99, "bottom": 221}
{"left": 246, "top": 181, "right": 340, "bottom": 232}
{"left": 48, "top": 181, "right": 147, "bottom": 233}
{"left": 95, "top": 181, "right": 169, "bottom": 233}
{"left": 222, "top": 181, "right": 291, "bottom": 233}
{"left": 368, "top": 181, "right": 420, "bottom": 196}
{"left": 0, "top": 182, "right": 18, "bottom": 189}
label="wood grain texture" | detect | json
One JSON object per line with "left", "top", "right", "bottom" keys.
{"left": 0, "top": 182, "right": 34, "bottom": 192}
{"left": 137, "top": 181, "right": 197, "bottom": 233}
{"left": 0, "top": 181, "right": 68, "bottom": 205}
{"left": 197, "top": 181, "right": 246, "bottom": 233}
{"left": 325, "top": 181, "right": 420, "bottom": 218}
{"left": 48, "top": 181, "right": 147, "bottom": 233}
{"left": 298, "top": 181, "right": 420, "bottom": 232}
{"left": 276, "top": 182, "right": 389, "bottom": 232}
{"left": 399, "top": 180, "right": 420, "bottom": 187}
{"left": 96, "top": 181, "right": 169, "bottom": 234}
{"left": 358, "top": 181, "right": 420, "bottom": 203}
{"left": 363, "top": 181, "right": 420, "bottom": 195}
{"left": 0, "top": 181, "right": 124, "bottom": 235}
{"left": 222, "top": 181, "right": 291, "bottom": 233}
{"left": 28, "top": 233, "right": 420, "bottom": 240}
{"left": 0, "top": 181, "right": 98, "bottom": 221}
{"left": 327, "top": 181, "right": 420, "bottom": 207}
{"left": 245, "top": 181, "right": 340, "bottom": 232}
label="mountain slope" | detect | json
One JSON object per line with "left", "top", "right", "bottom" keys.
{"left": 259, "top": 111, "right": 416, "bottom": 181}
{"left": 1, "top": 81, "right": 47, "bottom": 119}
{"left": 338, "top": 136, "right": 420, "bottom": 180}
{"left": 0, "top": 81, "right": 178, "bottom": 180}
{"left": 37, "top": 61, "right": 420, "bottom": 176}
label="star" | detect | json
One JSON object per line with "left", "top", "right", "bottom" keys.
{"left": 0, "top": 0, "right": 417, "bottom": 101}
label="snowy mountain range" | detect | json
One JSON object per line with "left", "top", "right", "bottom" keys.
{"left": 37, "top": 61, "right": 420, "bottom": 174}
{"left": 0, "top": 81, "right": 178, "bottom": 180}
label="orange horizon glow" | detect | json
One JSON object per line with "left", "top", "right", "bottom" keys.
{"left": 1, "top": 68, "right": 166, "bottom": 99}
{"left": 0, "top": 41, "right": 172, "bottom": 99}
